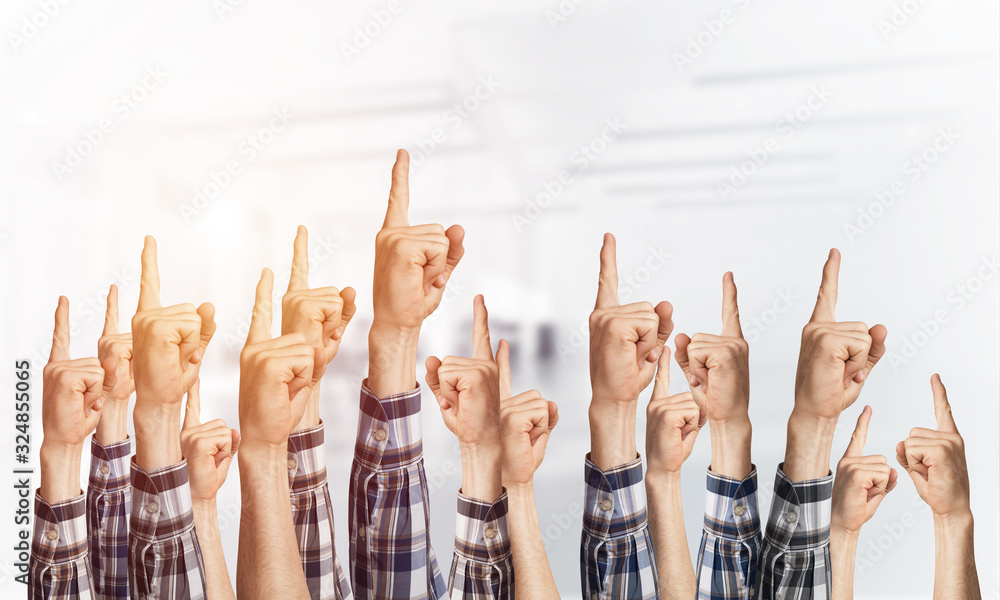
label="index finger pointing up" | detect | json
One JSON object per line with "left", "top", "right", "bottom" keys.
{"left": 931, "top": 373, "right": 959, "bottom": 434}
{"left": 809, "top": 248, "right": 840, "bottom": 322}
{"left": 103, "top": 284, "right": 119, "bottom": 336}
{"left": 496, "top": 339, "right": 512, "bottom": 400}
{"left": 247, "top": 268, "right": 274, "bottom": 344}
{"left": 844, "top": 405, "right": 871, "bottom": 458}
{"left": 287, "top": 225, "right": 310, "bottom": 292}
{"left": 595, "top": 233, "right": 620, "bottom": 309}
{"left": 49, "top": 296, "right": 71, "bottom": 362}
{"left": 183, "top": 379, "right": 202, "bottom": 430}
{"left": 721, "top": 272, "right": 743, "bottom": 338}
{"left": 138, "top": 236, "right": 162, "bottom": 311}
{"left": 382, "top": 149, "right": 410, "bottom": 229}
{"left": 472, "top": 295, "right": 493, "bottom": 361}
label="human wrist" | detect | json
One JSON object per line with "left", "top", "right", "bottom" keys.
{"left": 293, "top": 384, "right": 321, "bottom": 432}
{"left": 645, "top": 469, "right": 682, "bottom": 488}
{"left": 367, "top": 322, "right": 420, "bottom": 398}
{"left": 460, "top": 445, "right": 503, "bottom": 502}
{"left": 95, "top": 399, "right": 129, "bottom": 445}
{"left": 39, "top": 442, "right": 84, "bottom": 504}
{"left": 588, "top": 401, "right": 637, "bottom": 471}
{"left": 133, "top": 403, "right": 182, "bottom": 470}
{"left": 933, "top": 509, "right": 974, "bottom": 536}
{"left": 783, "top": 410, "right": 836, "bottom": 482}
{"left": 709, "top": 418, "right": 752, "bottom": 480}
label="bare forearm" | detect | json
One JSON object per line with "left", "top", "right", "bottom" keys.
{"left": 237, "top": 445, "right": 310, "bottom": 600}
{"left": 830, "top": 528, "right": 858, "bottom": 600}
{"left": 933, "top": 512, "right": 980, "bottom": 600}
{"left": 133, "top": 402, "right": 182, "bottom": 470}
{"left": 39, "top": 443, "right": 83, "bottom": 504}
{"left": 95, "top": 400, "right": 129, "bottom": 446}
{"left": 709, "top": 419, "right": 752, "bottom": 480}
{"left": 367, "top": 323, "right": 420, "bottom": 398}
{"left": 783, "top": 411, "right": 836, "bottom": 482}
{"left": 507, "top": 485, "right": 559, "bottom": 600}
{"left": 646, "top": 472, "right": 695, "bottom": 600}
{"left": 589, "top": 403, "right": 637, "bottom": 471}
{"left": 193, "top": 499, "right": 236, "bottom": 600}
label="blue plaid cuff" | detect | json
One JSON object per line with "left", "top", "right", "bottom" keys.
{"left": 583, "top": 453, "right": 647, "bottom": 539}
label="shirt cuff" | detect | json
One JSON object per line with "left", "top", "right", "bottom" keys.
{"left": 454, "top": 490, "right": 511, "bottom": 564}
{"left": 704, "top": 466, "right": 760, "bottom": 542}
{"left": 89, "top": 436, "right": 131, "bottom": 493}
{"left": 32, "top": 492, "right": 88, "bottom": 565}
{"left": 764, "top": 463, "right": 833, "bottom": 551}
{"left": 130, "top": 459, "right": 195, "bottom": 543}
{"left": 287, "top": 421, "right": 327, "bottom": 493}
{"left": 583, "top": 453, "right": 647, "bottom": 539}
{"left": 354, "top": 380, "right": 422, "bottom": 471}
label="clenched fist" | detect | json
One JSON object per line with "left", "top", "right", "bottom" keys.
{"left": 794, "top": 249, "right": 887, "bottom": 421}
{"left": 498, "top": 340, "right": 559, "bottom": 488}
{"left": 646, "top": 347, "right": 705, "bottom": 477}
{"left": 896, "top": 375, "right": 971, "bottom": 519}
{"left": 43, "top": 297, "right": 115, "bottom": 450}
{"left": 373, "top": 149, "right": 465, "bottom": 332}
{"left": 96, "top": 284, "right": 134, "bottom": 445}
{"left": 181, "top": 380, "right": 239, "bottom": 503}
{"left": 590, "top": 233, "right": 673, "bottom": 407}
{"left": 239, "top": 268, "right": 322, "bottom": 450}
{"left": 132, "top": 236, "right": 217, "bottom": 408}
{"left": 425, "top": 295, "right": 502, "bottom": 501}
{"left": 674, "top": 272, "right": 749, "bottom": 425}
{"left": 40, "top": 297, "right": 116, "bottom": 503}
{"left": 281, "top": 225, "right": 357, "bottom": 378}
{"left": 832, "top": 406, "right": 897, "bottom": 535}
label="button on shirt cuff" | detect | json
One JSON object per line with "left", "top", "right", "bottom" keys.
{"left": 454, "top": 490, "right": 511, "bottom": 563}
{"left": 583, "top": 453, "right": 647, "bottom": 539}
{"left": 764, "top": 463, "right": 833, "bottom": 551}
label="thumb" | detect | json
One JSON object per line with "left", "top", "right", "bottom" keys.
{"left": 651, "top": 345, "right": 671, "bottom": 399}
{"left": 100, "top": 356, "right": 117, "bottom": 403}
{"left": 424, "top": 356, "right": 445, "bottom": 406}
{"left": 673, "top": 333, "right": 698, "bottom": 388}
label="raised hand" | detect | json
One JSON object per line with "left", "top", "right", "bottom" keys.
{"left": 674, "top": 272, "right": 749, "bottom": 424}
{"left": 132, "top": 236, "right": 216, "bottom": 408}
{"left": 786, "top": 249, "right": 887, "bottom": 481}
{"left": 239, "top": 268, "right": 322, "bottom": 450}
{"left": 95, "top": 284, "right": 134, "bottom": 445}
{"left": 590, "top": 233, "right": 673, "bottom": 406}
{"left": 373, "top": 149, "right": 465, "bottom": 331}
{"left": 832, "top": 406, "right": 897, "bottom": 535}
{"left": 645, "top": 346, "right": 705, "bottom": 477}
{"left": 281, "top": 225, "right": 357, "bottom": 378}
{"left": 589, "top": 233, "right": 672, "bottom": 470}
{"left": 425, "top": 295, "right": 502, "bottom": 501}
{"left": 368, "top": 150, "right": 466, "bottom": 399}
{"left": 896, "top": 375, "right": 970, "bottom": 519}
{"left": 40, "top": 296, "right": 115, "bottom": 503}
{"left": 794, "top": 249, "right": 887, "bottom": 420}
{"left": 181, "top": 380, "right": 240, "bottom": 503}
{"left": 498, "top": 339, "right": 559, "bottom": 488}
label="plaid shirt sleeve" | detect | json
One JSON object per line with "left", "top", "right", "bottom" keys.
{"left": 696, "top": 467, "right": 761, "bottom": 600}
{"left": 349, "top": 382, "right": 447, "bottom": 600}
{"left": 580, "top": 454, "right": 657, "bottom": 600}
{"left": 288, "top": 422, "right": 354, "bottom": 600}
{"left": 30, "top": 492, "right": 94, "bottom": 600}
{"left": 755, "top": 464, "right": 833, "bottom": 600}
{"left": 128, "top": 459, "right": 207, "bottom": 600}
{"left": 87, "top": 437, "right": 131, "bottom": 600}
{"left": 448, "top": 490, "right": 513, "bottom": 600}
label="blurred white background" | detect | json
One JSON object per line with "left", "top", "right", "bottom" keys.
{"left": 2, "top": 0, "right": 998, "bottom": 597}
